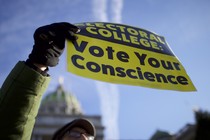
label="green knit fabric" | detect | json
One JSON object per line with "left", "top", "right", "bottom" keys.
{"left": 0, "top": 61, "right": 50, "bottom": 140}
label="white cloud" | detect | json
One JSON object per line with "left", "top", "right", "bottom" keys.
{"left": 95, "top": 81, "right": 120, "bottom": 139}
{"left": 92, "top": 0, "right": 108, "bottom": 22}
{"left": 92, "top": 0, "right": 123, "bottom": 139}
{"left": 110, "top": 0, "right": 123, "bottom": 23}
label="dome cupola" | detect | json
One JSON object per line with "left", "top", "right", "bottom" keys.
{"left": 39, "top": 79, "right": 83, "bottom": 115}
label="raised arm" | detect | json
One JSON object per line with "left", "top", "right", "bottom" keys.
{"left": 0, "top": 22, "right": 80, "bottom": 140}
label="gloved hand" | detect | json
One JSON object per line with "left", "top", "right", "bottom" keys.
{"left": 28, "top": 22, "right": 80, "bottom": 67}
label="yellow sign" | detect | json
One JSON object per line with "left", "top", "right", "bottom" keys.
{"left": 67, "top": 22, "right": 196, "bottom": 91}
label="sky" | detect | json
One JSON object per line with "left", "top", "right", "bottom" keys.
{"left": 0, "top": 0, "right": 210, "bottom": 139}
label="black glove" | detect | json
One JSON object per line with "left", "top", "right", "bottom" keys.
{"left": 28, "top": 22, "right": 80, "bottom": 67}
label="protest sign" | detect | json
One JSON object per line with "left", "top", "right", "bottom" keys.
{"left": 67, "top": 22, "right": 196, "bottom": 91}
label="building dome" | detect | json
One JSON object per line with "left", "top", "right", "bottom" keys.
{"left": 39, "top": 84, "right": 83, "bottom": 115}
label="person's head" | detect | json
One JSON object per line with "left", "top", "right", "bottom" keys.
{"left": 52, "top": 118, "right": 96, "bottom": 140}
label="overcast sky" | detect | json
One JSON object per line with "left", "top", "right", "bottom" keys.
{"left": 1, "top": 0, "right": 210, "bottom": 139}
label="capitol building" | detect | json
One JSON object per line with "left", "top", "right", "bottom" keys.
{"left": 32, "top": 82, "right": 104, "bottom": 140}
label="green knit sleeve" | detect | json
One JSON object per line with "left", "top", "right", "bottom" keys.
{"left": 0, "top": 61, "right": 51, "bottom": 140}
